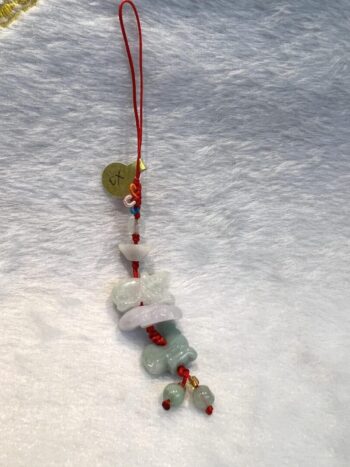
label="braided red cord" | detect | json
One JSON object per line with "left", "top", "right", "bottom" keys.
{"left": 177, "top": 365, "right": 190, "bottom": 387}
{"left": 119, "top": 0, "right": 166, "bottom": 346}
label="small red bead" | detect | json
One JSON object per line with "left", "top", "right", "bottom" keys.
{"left": 162, "top": 399, "right": 171, "bottom": 411}
{"left": 177, "top": 365, "right": 186, "bottom": 377}
{"left": 206, "top": 405, "right": 214, "bottom": 415}
{"left": 132, "top": 233, "right": 140, "bottom": 244}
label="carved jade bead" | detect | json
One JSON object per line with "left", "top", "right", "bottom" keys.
{"left": 163, "top": 383, "right": 185, "bottom": 407}
{"left": 192, "top": 385, "right": 215, "bottom": 411}
{"left": 142, "top": 331, "right": 197, "bottom": 376}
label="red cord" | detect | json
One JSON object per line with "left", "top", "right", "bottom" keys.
{"left": 177, "top": 365, "right": 190, "bottom": 387}
{"left": 118, "top": 0, "right": 143, "bottom": 184}
{"left": 119, "top": 1, "right": 166, "bottom": 347}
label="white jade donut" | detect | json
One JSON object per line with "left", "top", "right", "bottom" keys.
{"left": 118, "top": 304, "right": 182, "bottom": 331}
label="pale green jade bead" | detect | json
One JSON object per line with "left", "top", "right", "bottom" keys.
{"left": 192, "top": 385, "right": 215, "bottom": 411}
{"left": 163, "top": 383, "right": 186, "bottom": 407}
{"left": 128, "top": 216, "right": 145, "bottom": 235}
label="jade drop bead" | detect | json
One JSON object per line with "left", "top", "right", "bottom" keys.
{"left": 193, "top": 385, "right": 215, "bottom": 411}
{"left": 163, "top": 383, "right": 185, "bottom": 407}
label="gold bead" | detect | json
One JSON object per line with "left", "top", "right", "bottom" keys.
{"left": 188, "top": 376, "right": 200, "bottom": 388}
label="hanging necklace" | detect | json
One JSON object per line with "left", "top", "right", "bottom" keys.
{"left": 102, "top": 0, "right": 215, "bottom": 415}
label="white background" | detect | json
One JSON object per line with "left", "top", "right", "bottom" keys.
{"left": 0, "top": 1, "right": 349, "bottom": 466}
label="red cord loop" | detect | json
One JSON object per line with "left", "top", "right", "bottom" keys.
{"left": 119, "top": 0, "right": 143, "bottom": 201}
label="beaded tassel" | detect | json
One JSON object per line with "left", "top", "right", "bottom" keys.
{"left": 104, "top": 0, "right": 215, "bottom": 415}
